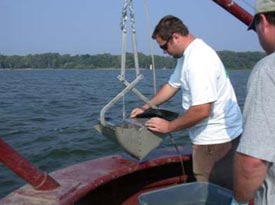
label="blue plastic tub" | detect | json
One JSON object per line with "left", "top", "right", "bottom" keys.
{"left": 138, "top": 182, "right": 232, "bottom": 205}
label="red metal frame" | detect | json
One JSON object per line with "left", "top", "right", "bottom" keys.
{"left": 212, "top": 0, "right": 254, "bottom": 29}
{"left": 0, "top": 138, "right": 60, "bottom": 190}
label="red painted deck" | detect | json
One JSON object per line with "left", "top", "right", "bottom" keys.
{"left": 0, "top": 146, "right": 194, "bottom": 205}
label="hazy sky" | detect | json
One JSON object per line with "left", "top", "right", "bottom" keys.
{"left": 0, "top": 0, "right": 261, "bottom": 56}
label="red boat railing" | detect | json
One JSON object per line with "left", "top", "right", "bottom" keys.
{"left": 0, "top": 138, "right": 60, "bottom": 191}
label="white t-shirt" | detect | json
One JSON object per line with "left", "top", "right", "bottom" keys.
{"left": 169, "top": 39, "right": 242, "bottom": 145}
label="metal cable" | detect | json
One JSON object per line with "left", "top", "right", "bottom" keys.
{"left": 239, "top": 0, "right": 255, "bottom": 11}
{"left": 168, "top": 133, "right": 187, "bottom": 183}
{"left": 143, "top": 0, "right": 157, "bottom": 94}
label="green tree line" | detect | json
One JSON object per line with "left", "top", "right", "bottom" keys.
{"left": 0, "top": 51, "right": 265, "bottom": 70}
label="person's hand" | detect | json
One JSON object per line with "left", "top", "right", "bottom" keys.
{"left": 130, "top": 107, "right": 145, "bottom": 118}
{"left": 145, "top": 117, "right": 170, "bottom": 134}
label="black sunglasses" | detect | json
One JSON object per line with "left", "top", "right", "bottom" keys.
{"left": 159, "top": 36, "right": 172, "bottom": 50}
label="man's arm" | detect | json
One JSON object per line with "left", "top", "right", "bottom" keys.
{"left": 233, "top": 152, "right": 269, "bottom": 203}
{"left": 131, "top": 83, "right": 179, "bottom": 117}
{"left": 145, "top": 103, "right": 211, "bottom": 133}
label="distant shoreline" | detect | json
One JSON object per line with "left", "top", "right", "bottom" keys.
{"left": 0, "top": 51, "right": 265, "bottom": 70}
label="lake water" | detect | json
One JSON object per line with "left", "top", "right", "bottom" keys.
{"left": 0, "top": 68, "right": 250, "bottom": 198}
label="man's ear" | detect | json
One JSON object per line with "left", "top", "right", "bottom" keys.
{"left": 172, "top": 33, "right": 180, "bottom": 39}
{"left": 260, "top": 13, "right": 270, "bottom": 29}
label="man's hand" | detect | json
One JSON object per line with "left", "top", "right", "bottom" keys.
{"left": 145, "top": 117, "right": 170, "bottom": 133}
{"left": 130, "top": 107, "right": 145, "bottom": 118}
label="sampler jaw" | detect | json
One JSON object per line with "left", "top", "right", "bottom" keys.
{"left": 95, "top": 117, "right": 165, "bottom": 161}
{"left": 95, "top": 109, "right": 178, "bottom": 161}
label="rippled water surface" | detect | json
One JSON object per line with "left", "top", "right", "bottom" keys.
{"left": 0, "top": 68, "right": 250, "bottom": 198}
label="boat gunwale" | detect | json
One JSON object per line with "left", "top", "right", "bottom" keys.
{"left": 0, "top": 145, "right": 193, "bottom": 205}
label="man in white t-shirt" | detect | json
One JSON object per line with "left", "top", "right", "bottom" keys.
{"left": 131, "top": 15, "right": 242, "bottom": 190}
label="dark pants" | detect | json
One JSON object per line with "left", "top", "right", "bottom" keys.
{"left": 192, "top": 136, "right": 240, "bottom": 190}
